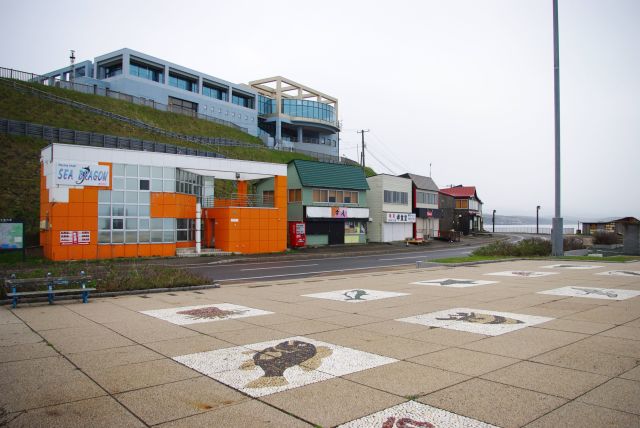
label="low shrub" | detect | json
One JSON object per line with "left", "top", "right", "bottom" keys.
{"left": 472, "top": 238, "right": 551, "bottom": 257}
{"left": 592, "top": 231, "right": 619, "bottom": 245}
{"left": 563, "top": 236, "right": 585, "bottom": 251}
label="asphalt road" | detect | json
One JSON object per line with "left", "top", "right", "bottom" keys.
{"left": 182, "top": 234, "right": 526, "bottom": 284}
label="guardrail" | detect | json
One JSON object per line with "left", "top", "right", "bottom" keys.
{"left": 488, "top": 226, "right": 576, "bottom": 235}
{"left": 202, "top": 193, "right": 274, "bottom": 208}
{"left": 0, "top": 118, "right": 225, "bottom": 159}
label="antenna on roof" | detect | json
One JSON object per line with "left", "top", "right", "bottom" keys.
{"left": 429, "top": 163, "right": 432, "bottom": 177}
{"left": 69, "top": 50, "right": 76, "bottom": 86}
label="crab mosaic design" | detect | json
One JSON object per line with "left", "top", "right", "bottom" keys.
{"left": 538, "top": 286, "right": 640, "bottom": 300}
{"left": 337, "top": 401, "right": 497, "bottom": 427}
{"left": 140, "top": 303, "right": 273, "bottom": 325}
{"left": 411, "top": 278, "right": 498, "bottom": 288}
{"left": 302, "top": 289, "right": 409, "bottom": 302}
{"left": 173, "top": 336, "right": 397, "bottom": 397}
{"left": 397, "top": 308, "right": 552, "bottom": 336}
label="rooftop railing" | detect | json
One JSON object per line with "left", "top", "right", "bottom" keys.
{"left": 202, "top": 194, "right": 274, "bottom": 209}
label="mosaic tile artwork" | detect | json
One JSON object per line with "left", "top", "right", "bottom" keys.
{"left": 396, "top": 308, "right": 553, "bottom": 336}
{"left": 596, "top": 270, "right": 640, "bottom": 277}
{"left": 538, "top": 286, "right": 640, "bottom": 300}
{"left": 338, "top": 401, "right": 497, "bottom": 427}
{"left": 484, "top": 270, "right": 558, "bottom": 278}
{"left": 541, "top": 264, "right": 603, "bottom": 270}
{"left": 173, "top": 336, "right": 397, "bottom": 397}
{"left": 302, "top": 289, "right": 409, "bottom": 302}
{"left": 411, "top": 278, "right": 498, "bottom": 288}
{"left": 140, "top": 303, "right": 273, "bottom": 325}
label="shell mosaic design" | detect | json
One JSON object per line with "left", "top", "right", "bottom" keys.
{"left": 338, "top": 401, "right": 497, "bottom": 427}
{"left": 140, "top": 303, "right": 273, "bottom": 325}
{"left": 538, "top": 286, "right": 640, "bottom": 300}
{"left": 411, "top": 278, "right": 498, "bottom": 288}
{"left": 541, "top": 264, "right": 603, "bottom": 270}
{"left": 484, "top": 271, "right": 558, "bottom": 278}
{"left": 596, "top": 270, "right": 640, "bottom": 277}
{"left": 302, "top": 289, "right": 409, "bottom": 302}
{"left": 173, "top": 336, "right": 397, "bottom": 397}
{"left": 396, "top": 308, "right": 552, "bottom": 336}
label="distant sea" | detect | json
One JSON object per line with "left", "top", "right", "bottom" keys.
{"left": 488, "top": 224, "right": 579, "bottom": 234}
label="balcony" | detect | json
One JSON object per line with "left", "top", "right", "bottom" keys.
{"left": 202, "top": 193, "right": 274, "bottom": 209}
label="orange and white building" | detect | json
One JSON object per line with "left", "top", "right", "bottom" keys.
{"left": 40, "top": 143, "right": 287, "bottom": 260}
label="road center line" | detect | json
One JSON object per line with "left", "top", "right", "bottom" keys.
{"left": 240, "top": 264, "right": 318, "bottom": 271}
{"left": 218, "top": 263, "right": 413, "bottom": 281}
{"left": 378, "top": 255, "right": 432, "bottom": 261}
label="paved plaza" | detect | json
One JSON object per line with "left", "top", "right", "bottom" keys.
{"left": 1, "top": 260, "right": 640, "bottom": 427}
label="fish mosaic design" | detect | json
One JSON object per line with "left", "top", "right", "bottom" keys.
{"left": 240, "top": 340, "right": 332, "bottom": 388}
{"left": 176, "top": 306, "right": 246, "bottom": 320}
{"left": 343, "top": 289, "right": 369, "bottom": 301}
{"left": 571, "top": 287, "right": 618, "bottom": 298}
{"left": 382, "top": 417, "right": 434, "bottom": 428}
{"left": 512, "top": 271, "right": 538, "bottom": 277}
{"left": 436, "top": 311, "right": 524, "bottom": 325}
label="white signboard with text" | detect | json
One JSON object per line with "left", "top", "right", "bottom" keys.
{"left": 60, "top": 231, "right": 91, "bottom": 245}
{"left": 385, "top": 212, "right": 416, "bottom": 223}
{"left": 306, "top": 206, "right": 370, "bottom": 219}
{"left": 55, "top": 162, "right": 110, "bottom": 187}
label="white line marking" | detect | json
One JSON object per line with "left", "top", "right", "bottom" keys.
{"left": 241, "top": 264, "right": 318, "bottom": 271}
{"left": 217, "top": 263, "right": 413, "bottom": 281}
{"left": 378, "top": 255, "right": 433, "bottom": 261}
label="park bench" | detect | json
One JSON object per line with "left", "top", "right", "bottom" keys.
{"left": 4, "top": 272, "right": 95, "bottom": 308}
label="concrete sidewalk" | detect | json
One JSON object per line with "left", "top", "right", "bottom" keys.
{"left": 1, "top": 260, "right": 639, "bottom": 427}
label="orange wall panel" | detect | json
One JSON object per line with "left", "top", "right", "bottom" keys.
{"left": 124, "top": 245, "right": 138, "bottom": 258}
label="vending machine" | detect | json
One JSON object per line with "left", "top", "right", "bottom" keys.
{"left": 288, "top": 222, "right": 306, "bottom": 248}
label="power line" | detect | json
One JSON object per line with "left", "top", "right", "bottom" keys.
{"left": 356, "top": 129, "right": 369, "bottom": 171}
{"left": 365, "top": 147, "right": 396, "bottom": 175}
{"left": 369, "top": 131, "right": 411, "bottom": 174}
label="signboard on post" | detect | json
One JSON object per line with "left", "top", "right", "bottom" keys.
{"left": 54, "top": 162, "right": 110, "bottom": 187}
{"left": 0, "top": 220, "right": 24, "bottom": 249}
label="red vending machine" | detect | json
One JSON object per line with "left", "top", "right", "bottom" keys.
{"left": 288, "top": 222, "right": 306, "bottom": 248}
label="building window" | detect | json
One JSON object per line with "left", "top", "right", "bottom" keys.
{"left": 130, "top": 61, "right": 164, "bottom": 83}
{"left": 384, "top": 190, "right": 408, "bottom": 205}
{"left": 417, "top": 191, "right": 437, "bottom": 205}
{"left": 169, "top": 71, "right": 197, "bottom": 92}
{"left": 288, "top": 189, "right": 302, "bottom": 203}
{"left": 203, "top": 82, "right": 228, "bottom": 101}
{"left": 176, "top": 169, "right": 202, "bottom": 201}
{"left": 168, "top": 96, "right": 198, "bottom": 116}
{"left": 176, "top": 219, "right": 195, "bottom": 241}
{"left": 232, "top": 92, "right": 255, "bottom": 109}
{"left": 104, "top": 64, "right": 122, "bottom": 78}
{"left": 312, "top": 189, "right": 358, "bottom": 204}
{"left": 456, "top": 199, "right": 469, "bottom": 209}
{"left": 263, "top": 191, "right": 274, "bottom": 205}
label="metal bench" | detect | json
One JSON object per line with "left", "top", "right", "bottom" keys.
{"left": 4, "top": 272, "right": 96, "bottom": 308}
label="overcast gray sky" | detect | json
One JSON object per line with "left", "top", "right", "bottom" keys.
{"left": 2, "top": 0, "right": 638, "bottom": 220}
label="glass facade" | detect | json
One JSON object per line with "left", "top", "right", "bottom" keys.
{"left": 203, "top": 83, "right": 228, "bottom": 101}
{"left": 130, "top": 61, "right": 164, "bottom": 83}
{"left": 417, "top": 191, "right": 437, "bottom": 205}
{"left": 384, "top": 190, "right": 408, "bottom": 205}
{"left": 232, "top": 93, "right": 254, "bottom": 109}
{"left": 98, "top": 164, "right": 200, "bottom": 245}
{"left": 104, "top": 64, "right": 122, "bottom": 78}
{"left": 258, "top": 95, "right": 275, "bottom": 115}
{"left": 169, "top": 72, "right": 197, "bottom": 92}
{"left": 281, "top": 99, "right": 335, "bottom": 123}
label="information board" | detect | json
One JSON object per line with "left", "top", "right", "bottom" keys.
{"left": 0, "top": 220, "right": 23, "bottom": 249}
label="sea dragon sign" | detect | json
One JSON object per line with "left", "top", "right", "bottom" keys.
{"left": 54, "top": 162, "right": 110, "bottom": 187}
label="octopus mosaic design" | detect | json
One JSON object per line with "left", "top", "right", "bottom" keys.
{"left": 396, "top": 308, "right": 552, "bottom": 336}
{"left": 240, "top": 340, "right": 332, "bottom": 388}
{"left": 173, "top": 336, "right": 397, "bottom": 397}
{"left": 411, "top": 278, "right": 498, "bottom": 288}
{"left": 538, "top": 286, "right": 640, "bottom": 300}
{"left": 303, "top": 289, "right": 409, "bottom": 302}
{"left": 140, "top": 303, "right": 273, "bottom": 325}
{"left": 485, "top": 270, "right": 557, "bottom": 278}
{"left": 337, "top": 401, "right": 497, "bottom": 428}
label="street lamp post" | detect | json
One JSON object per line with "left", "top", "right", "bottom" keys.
{"left": 536, "top": 205, "right": 540, "bottom": 234}
{"left": 492, "top": 210, "right": 496, "bottom": 233}
{"left": 551, "top": 0, "right": 564, "bottom": 256}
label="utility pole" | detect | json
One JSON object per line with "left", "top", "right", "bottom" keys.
{"left": 551, "top": 0, "right": 563, "bottom": 256}
{"left": 357, "top": 129, "right": 369, "bottom": 171}
{"left": 69, "top": 50, "right": 76, "bottom": 88}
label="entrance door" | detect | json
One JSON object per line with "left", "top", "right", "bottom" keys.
{"left": 328, "top": 221, "right": 345, "bottom": 245}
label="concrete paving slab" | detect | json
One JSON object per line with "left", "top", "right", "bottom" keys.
{"left": 0, "top": 356, "right": 105, "bottom": 412}
{"left": 619, "top": 365, "right": 640, "bottom": 381}
{"left": 598, "top": 325, "right": 640, "bottom": 341}
{"left": 403, "top": 326, "right": 488, "bottom": 347}
{"left": 271, "top": 319, "right": 344, "bottom": 335}
{"left": 115, "top": 376, "right": 247, "bottom": 426}
{"left": 145, "top": 335, "right": 231, "bottom": 357}
{"left": 0, "top": 309, "right": 22, "bottom": 325}
{"left": 66, "top": 301, "right": 146, "bottom": 324}
{"left": 524, "top": 401, "right": 640, "bottom": 428}
{"left": 481, "top": 361, "right": 609, "bottom": 399}
{"left": 262, "top": 377, "right": 405, "bottom": 427}
{"left": 39, "top": 325, "right": 134, "bottom": 354}
{"left": 85, "top": 358, "right": 201, "bottom": 394}
{"left": 0, "top": 323, "right": 44, "bottom": 347}
{"left": 408, "top": 347, "right": 520, "bottom": 377}
{"left": 314, "top": 313, "right": 386, "bottom": 327}
{"left": 577, "top": 377, "right": 640, "bottom": 415}
{"left": 155, "top": 399, "right": 312, "bottom": 427}
{"left": 354, "top": 336, "right": 446, "bottom": 360}
{"left": 419, "top": 378, "right": 567, "bottom": 428}
{"left": 531, "top": 342, "right": 638, "bottom": 376}
{"left": 235, "top": 313, "right": 306, "bottom": 326}
{"left": 66, "top": 344, "right": 163, "bottom": 370}
{"left": 461, "top": 327, "right": 587, "bottom": 359}
{"left": 211, "top": 325, "right": 293, "bottom": 346}
{"left": 5, "top": 396, "right": 144, "bottom": 428}
{"left": 0, "top": 341, "right": 58, "bottom": 363}
{"left": 344, "top": 361, "right": 469, "bottom": 397}
{"left": 10, "top": 306, "right": 89, "bottom": 331}
{"left": 355, "top": 320, "right": 429, "bottom": 337}
{"left": 565, "top": 305, "right": 640, "bottom": 325}
{"left": 309, "top": 326, "right": 388, "bottom": 349}
{"left": 530, "top": 318, "right": 615, "bottom": 335}
{"left": 186, "top": 318, "right": 253, "bottom": 335}
{"left": 577, "top": 335, "right": 640, "bottom": 358}
{"left": 102, "top": 319, "right": 199, "bottom": 344}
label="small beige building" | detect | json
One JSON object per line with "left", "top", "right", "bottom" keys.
{"left": 366, "top": 174, "right": 415, "bottom": 242}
